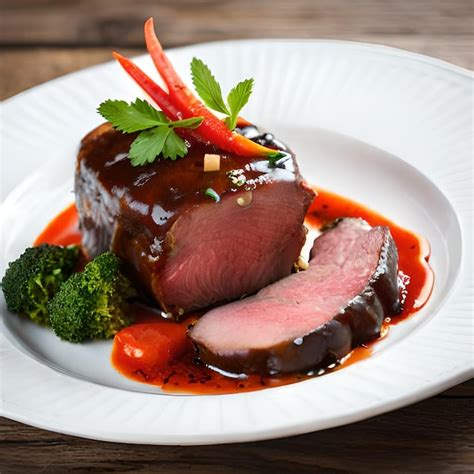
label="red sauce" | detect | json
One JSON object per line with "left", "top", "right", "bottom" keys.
{"left": 307, "top": 187, "right": 434, "bottom": 322}
{"left": 34, "top": 204, "right": 82, "bottom": 247}
{"left": 111, "top": 308, "right": 312, "bottom": 394}
{"left": 35, "top": 187, "right": 434, "bottom": 394}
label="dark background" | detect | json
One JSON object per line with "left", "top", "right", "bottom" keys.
{"left": 1, "top": 0, "right": 473, "bottom": 472}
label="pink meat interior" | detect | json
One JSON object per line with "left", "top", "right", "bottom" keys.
{"left": 191, "top": 219, "right": 387, "bottom": 353}
{"left": 158, "top": 182, "right": 308, "bottom": 311}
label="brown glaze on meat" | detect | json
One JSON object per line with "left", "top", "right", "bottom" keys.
{"left": 190, "top": 218, "right": 400, "bottom": 375}
{"left": 75, "top": 123, "right": 315, "bottom": 317}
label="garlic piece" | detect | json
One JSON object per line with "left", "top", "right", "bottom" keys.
{"left": 237, "top": 191, "right": 253, "bottom": 207}
{"left": 204, "top": 153, "right": 221, "bottom": 172}
{"left": 297, "top": 255, "right": 309, "bottom": 270}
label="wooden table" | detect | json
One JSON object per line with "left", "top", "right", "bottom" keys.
{"left": 1, "top": 1, "right": 473, "bottom": 471}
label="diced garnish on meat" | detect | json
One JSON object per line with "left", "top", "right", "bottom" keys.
{"left": 75, "top": 124, "right": 314, "bottom": 318}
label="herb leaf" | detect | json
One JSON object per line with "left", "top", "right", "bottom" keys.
{"left": 191, "top": 58, "right": 229, "bottom": 115}
{"left": 98, "top": 98, "right": 168, "bottom": 133}
{"left": 191, "top": 58, "right": 254, "bottom": 130}
{"left": 204, "top": 187, "right": 220, "bottom": 202}
{"left": 128, "top": 126, "right": 171, "bottom": 166}
{"left": 171, "top": 116, "right": 205, "bottom": 129}
{"left": 97, "top": 98, "right": 203, "bottom": 165}
{"left": 226, "top": 78, "right": 254, "bottom": 130}
{"left": 162, "top": 129, "right": 188, "bottom": 160}
{"left": 267, "top": 151, "right": 288, "bottom": 168}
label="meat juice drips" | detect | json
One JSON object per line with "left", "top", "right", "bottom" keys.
{"left": 34, "top": 187, "right": 434, "bottom": 394}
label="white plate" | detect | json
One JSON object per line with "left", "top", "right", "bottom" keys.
{"left": 1, "top": 40, "right": 472, "bottom": 445}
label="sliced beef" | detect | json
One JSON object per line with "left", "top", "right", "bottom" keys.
{"left": 189, "top": 218, "right": 400, "bottom": 375}
{"left": 75, "top": 123, "right": 314, "bottom": 318}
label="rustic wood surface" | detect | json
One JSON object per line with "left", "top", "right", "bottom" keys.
{"left": 1, "top": 0, "right": 472, "bottom": 99}
{"left": 1, "top": 0, "right": 473, "bottom": 472}
{"left": 1, "top": 384, "right": 473, "bottom": 473}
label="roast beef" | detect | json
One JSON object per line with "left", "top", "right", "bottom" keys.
{"left": 75, "top": 123, "right": 314, "bottom": 318}
{"left": 189, "top": 218, "right": 400, "bottom": 375}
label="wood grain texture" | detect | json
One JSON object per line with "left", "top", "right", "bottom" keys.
{"left": 1, "top": 33, "right": 473, "bottom": 100}
{"left": 1, "top": 0, "right": 472, "bottom": 100}
{"left": 1, "top": 391, "right": 473, "bottom": 473}
{"left": 1, "top": 0, "right": 473, "bottom": 47}
{"left": 1, "top": 0, "right": 473, "bottom": 470}
{"left": 0, "top": 48, "right": 139, "bottom": 100}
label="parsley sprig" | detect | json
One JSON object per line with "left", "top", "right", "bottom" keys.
{"left": 98, "top": 98, "right": 203, "bottom": 166}
{"left": 190, "top": 58, "right": 254, "bottom": 130}
{"left": 99, "top": 58, "right": 259, "bottom": 167}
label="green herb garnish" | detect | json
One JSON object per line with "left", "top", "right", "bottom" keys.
{"left": 98, "top": 98, "right": 203, "bottom": 166}
{"left": 267, "top": 151, "right": 288, "bottom": 168}
{"left": 204, "top": 188, "right": 220, "bottom": 202}
{"left": 191, "top": 58, "right": 254, "bottom": 131}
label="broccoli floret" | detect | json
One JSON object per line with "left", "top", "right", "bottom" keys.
{"left": 1, "top": 244, "right": 80, "bottom": 325}
{"left": 48, "top": 252, "right": 136, "bottom": 343}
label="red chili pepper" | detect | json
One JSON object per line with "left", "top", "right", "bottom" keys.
{"left": 235, "top": 117, "right": 253, "bottom": 128}
{"left": 113, "top": 52, "right": 179, "bottom": 119}
{"left": 142, "top": 18, "right": 282, "bottom": 159}
{"left": 112, "top": 52, "right": 203, "bottom": 143}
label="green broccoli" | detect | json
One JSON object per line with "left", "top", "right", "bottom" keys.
{"left": 48, "top": 252, "right": 136, "bottom": 343}
{"left": 1, "top": 244, "right": 80, "bottom": 325}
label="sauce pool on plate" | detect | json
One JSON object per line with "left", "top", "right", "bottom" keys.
{"left": 307, "top": 188, "right": 434, "bottom": 322}
{"left": 34, "top": 187, "right": 434, "bottom": 394}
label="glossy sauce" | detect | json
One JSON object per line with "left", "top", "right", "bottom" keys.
{"left": 307, "top": 188, "right": 434, "bottom": 322}
{"left": 35, "top": 187, "right": 434, "bottom": 394}
{"left": 78, "top": 124, "right": 288, "bottom": 241}
{"left": 76, "top": 125, "right": 297, "bottom": 317}
{"left": 111, "top": 308, "right": 312, "bottom": 394}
